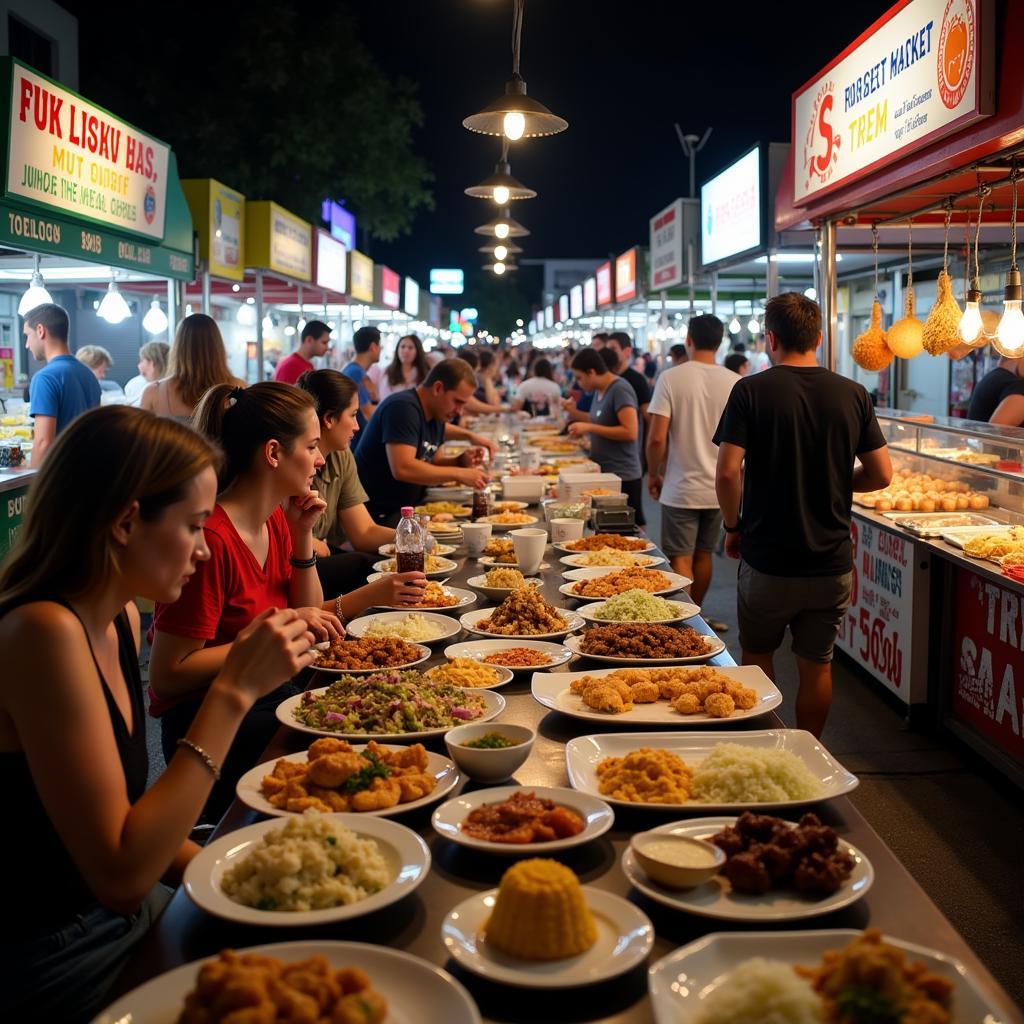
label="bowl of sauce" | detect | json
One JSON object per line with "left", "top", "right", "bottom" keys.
{"left": 445, "top": 723, "right": 535, "bottom": 782}
{"left": 630, "top": 832, "right": 725, "bottom": 889}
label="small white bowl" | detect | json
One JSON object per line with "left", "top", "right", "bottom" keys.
{"left": 630, "top": 832, "right": 725, "bottom": 890}
{"left": 444, "top": 723, "right": 535, "bottom": 782}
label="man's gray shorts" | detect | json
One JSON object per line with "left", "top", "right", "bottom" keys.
{"left": 661, "top": 505, "right": 722, "bottom": 558}
{"left": 737, "top": 561, "right": 853, "bottom": 663}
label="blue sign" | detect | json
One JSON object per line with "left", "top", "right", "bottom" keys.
{"left": 321, "top": 199, "right": 356, "bottom": 251}
{"left": 430, "top": 268, "right": 464, "bottom": 295}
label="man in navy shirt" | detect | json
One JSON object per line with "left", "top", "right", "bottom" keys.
{"left": 24, "top": 303, "right": 101, "bottom": 466}
{"left": 355, "top": 358, "right": 489, "bottom": 522}
{"left": 342, "top": 325, "right": 381, "bottom": 429}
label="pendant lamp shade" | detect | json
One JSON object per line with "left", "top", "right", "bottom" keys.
{"left": 465, "top": 160, "right": 537, "bottom": 201}
{"left": 474, "top": 208, "right": 529, "bottom": 239}
{"left": 463, "top": 76, "right": 568, "bottom": 139}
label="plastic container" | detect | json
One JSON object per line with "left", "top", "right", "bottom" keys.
{"left": 500, "top": 475, "right": 547, "bottom": 502}
{"left": 395, "top": 506, "right": 425, "bottom": 574}
{"left": 558, "top": 472, "right": 622, "bottom": 503}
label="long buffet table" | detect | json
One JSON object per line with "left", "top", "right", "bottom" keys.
{"left": 113, "top": 534, "right": 1022, "bottom": 1023}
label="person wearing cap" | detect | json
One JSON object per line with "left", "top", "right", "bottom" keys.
{"left": 342, "top": 325, "right": 382, "bottom": 429}
{"left": 274, "top": 320, "right": 333, "bottom": 384}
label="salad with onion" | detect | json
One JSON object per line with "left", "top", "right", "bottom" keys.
{"left": 294, "top": 670, "right": 488, "bottom": 734}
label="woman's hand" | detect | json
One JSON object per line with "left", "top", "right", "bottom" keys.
{"left": 369, "top": 571, "right": 427, "bottom": 607}
{"left": 285, "top": 490, "right": 327, "bottom": 535}
{"left": 217, "top": 608, "right": 316, "bottom": 701}
{"left": 294, "top": 606, "right": 344, "bottom": 641}
{"left": 567, "top": 421, "right": 589, "bottom": 438}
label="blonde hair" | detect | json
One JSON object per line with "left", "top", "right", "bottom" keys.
{"left": 75, "top": 345, "right": 113, "bottom": 370}
{"left": 139, "top": 340, "right": 170, "bottom": 376}
{"left": 168, "top": 313, "right": 235, "bottom": 408}
{"left": 0, "top": 407, "right": 218, "bottom": 615}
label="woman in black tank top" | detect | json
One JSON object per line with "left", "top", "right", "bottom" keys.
{"left": 0, "top": 406, "right": 317, "bottom": 1023}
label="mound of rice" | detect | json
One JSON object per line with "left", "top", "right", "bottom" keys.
{"left": 690, "top": 743, "right": 825, "bottom": 803}
{"left": 692, "top": 957, "right": 823, "bottom": 1024}
{"left": 364, "top": 613, "right": 443, "bottom": 642}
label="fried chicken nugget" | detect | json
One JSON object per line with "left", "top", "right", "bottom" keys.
{"left": 570, "top": 674, "right": 601, "bottom": 695}
{"left": 308, "top": 786, "right": 351, "bottom": 812}
{"left": 307, "top": 752, "right": 366, "bottom": 788}
{"left": 629, "top": 681, "right": 660, "bottom": 703}
{"left": 308, "top": 737, "right": 354, "bottom": 760}
{"left": 389, "top": 743, "right": 429, "bottom": 771}
{"left": 350, "top": 776, "right": 402, "bottom": 811}
{"left": 696, "top": 678, "right": 726, "bottom": 700}
{"left": 260, "top": 773, "right": 288, "bottom": 796}
{"left": 732, "top": 686, "right": 758, "bottom": 711}
{"left": 704, "top": 691, "right": 736, "bottom": 718}
{"left": 671, "top": 692, "right": 702, "bottom": 715}
{"left": 396, "top": 771, "right": 437, "bottom": 802}
{"left": 583, "top": 684, "right": 629, "bottom": 713}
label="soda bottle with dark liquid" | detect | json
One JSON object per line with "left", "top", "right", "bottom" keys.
{"left": 395, "top": 506, "right": 425, "bottom": 574}
{"left": 472, "top": 487, "right": 492, "bottom": 521}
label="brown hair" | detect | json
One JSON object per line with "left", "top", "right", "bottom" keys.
{"left": 386, "top": 334, "right": 429, "bottom": 387}
{"left": 0, "top": 407, "right": 217, "bottom": 615}
{"left": 168, "top": 313, "right": 236, "bottom": 408}
{"left": 424, "top": 357, "right": 476, "bottom": 391}
{"left": 139, "top": 340, "right": 170, "bottom": 377}
{"left": 193, "top": 381, "right": 315, "bottom": 491}
{"left": 764, "top": 293, "right": 821, "bottom": 353}
{"left": 296, "top": 368, "right": 358, "bottom": 422}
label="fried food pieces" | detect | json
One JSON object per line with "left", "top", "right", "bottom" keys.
{"left": 477, "top": 587, "right": 569, "bottom": 635}
{"left": 596, "top": 748, "right": 693, "bottom": 803}
{"left": 461, "top": 790, "right": 586, "bottom": 844}
{"left": 568, "top": 667, "right": 758, "bottom": 718}
{"left": 314, "top": 636, "right": 424, "bottom": 671}
{"left": 177, "top": 949, "right": 387, "bottom": 1024}
{"left": 564, "top": 533, "right": 651, "bottom": 552}
{"left": 570, "top": 567, "right": 672, "bottom": 597}
{"left": 260, "top": 738, "right": 436, "bottom": 814}
{"left": 579, "top": 622, "right": 711, "bottom": 659}
{"left": 709, "top": 811, "right": 855, "bottom": 897}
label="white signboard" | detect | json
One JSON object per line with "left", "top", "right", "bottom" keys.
{"left": 794, "top": 0, "right": 990, "bottom": 204}
{"left": 404, "top": 277, "right": 420, "bottom": 317}
{"left": 429, "top": 268, "right": 464, "bottom": 295}
{"left": 583, "top": 276, "right": 597, "bottom": 313}
{"left": 8, "top": 64, "right": 170, "bottom": 240}
{"left": 701, "top": 147, "right": 761, "bottom": 267}
{"left": 315, "top": 231, "right": 346, "bottom": 293}
{"left": 570, "top": 284, "right": 583, "bottom": 319}
{"left": 649, "top": 198, "right": 684, "bottom": 290}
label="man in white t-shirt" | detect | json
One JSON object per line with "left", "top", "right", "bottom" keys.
{"left": 647, "top": 314, "right": 737, "bottom": 625}
{"left": 747, "top": 337, "right": 771, "bottom": 374}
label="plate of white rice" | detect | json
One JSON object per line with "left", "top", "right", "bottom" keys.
{"left": 183, "top": 812, "right": 430, "bottom": 926}
{"left": 345, "top": 611, "right": 462, "bottom": 643}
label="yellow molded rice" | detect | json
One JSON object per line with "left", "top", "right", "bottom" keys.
{"left": 364, "top": 613, "right": 443, "bottom": 641}
{"left": 693, "top": 957, "right": 823, "bottom": 1024}
{"left": 690, "top": 743, "right": 825, "bottom": 803}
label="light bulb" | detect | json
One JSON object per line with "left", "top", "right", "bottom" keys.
{"left": 994, "top": 300, "right": 1024, "bottom": 356}
{"left": 262, "top": 315, "right": 274, "bottom": 333}
{"left": 142, "top": 299, "right": 168, "bottom": 335}
{"left": 747, "top": 317, "right": 760, "bottom": 334}
{"left": 236, "top": 302, "right": 257, "bottom": 327}
{"left": 804, "top": 287, "right": 817, "bottom": 300}
{"left": 728, "top": 317, "right": 741, "bottom": 335}
{"left": 958, "top": 300, "right": 983, "bottom": 342}
{"left": 97, "top": 282, "right": 131, "bottom": 324}
{"left": 493, "top": 262, "right": 506, "bottom": 276}
{"left": 493, "top": 185, "right": 510, "bottom": 205}
{"left": 494, "top": 244, "right": 508, "bottom": 261}
{"left": 503, "top": 111, "right": 525, "bottom": 141}
{"left": 494, "top": 221, "right": 510, "bottom": 240}
{"left": 18, "top": 271, "right": 53, "bottom": 316}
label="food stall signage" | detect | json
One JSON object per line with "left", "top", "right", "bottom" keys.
{"left": 793, "top": 0, "right": 991, "bottom": 204}
{"left": 534, "top": 310, "right": 544, "bottom": 332}
{"left": 952, "top": 567, "right": 1024, "bottom": 764}
{"left": 314, "top": 230, "right": 346, "bottom": 293}
{"left": 596, "top": 261, "right": 612, "bottom": 306}
{"left": 5, "top": 62, "right": 171, "bottom": 241}
{"left": 649, "top": 198, "right": 685, "bottom": 290}
{"left": 404, "top": 277, "right": 419, "bottom": 317}
{"left": 544, "top": 305, "right": 554, "bottom": 328}
{"left": 558, "top": 294, "right": 569, "bottom": 323}
{"left": 429, "top": 268, "right": 464, "bottom": 295}
{"left": 321, "top": 198, "right": 355, "bottom": 250}
{"left": 570, "top": 284, "right": 583, "bottom": 319}
{"left": 836, "top": 518, "right": 914, "bottom": 696}
{"left": 379, "top": 266, "right": 400, "bottom": 309}
{"left": 615, "top": 248, "right": 637, "bottom": 303}
{"left": 701, "top": 148, "right": 761, "bottom": 267}
{"left": 182, "top": 179, "right": 244, "bottom": 282}
{"left": 349, "top": 250, "right": 373, "bottom": 303}
{"left": 245, "top": 201, "right": 311, "bottom": 281}
{"left": 582, "top": 276, "right": 597, "bottom": 313}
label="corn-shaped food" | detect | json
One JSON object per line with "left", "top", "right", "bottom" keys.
{"left": 484, "top": 858, "right": 597, "bottom": 960}
{"left": 852, "top": 299, "right": 893, "bottom": 371}
{"left": 922, "top": 271, "right": 963, "bottom": 355}
{"left": 886, "top": 286, "right": 924, "bottom": 358}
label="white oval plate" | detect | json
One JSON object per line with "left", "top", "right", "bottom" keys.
{"left": 424, "top": 661, "right": 515, "bottom": 689}
{"left": 560, "top": 553, "right": 666, "bottom": 570}
{"left": 236, "top": 745, "right": 463, "bottom": 819}
{"left": 532, "top": 666, "right": 782, "bottom": 725}
{"left": 432, "top": 785, "right": 614, "bottom": 855}
{"left": 563, "top": 631, "right": 726, "bottom": 665}
{"left": 554, "top": 539, "right": 657, "bottom": 554}
{"left": 560, "top": 567, "right": 691, "bottom": 597}
{"left": 441, "top": 887, "right": 653, "bottom": 988}
{"left": 443, "top": 638, "right": 574, "bottom": 672}
{"left": 466, "top": 573, "right": 545, "bottom": 601}
{"left": 415, "top": 504, "right": 472, "bottom": 518}
{"left": 183, "top": 813, "right": 430, "bottom": 927}
{"left": 476, "top": 514, "right": 540, "bottom": 531}
{"left": 575, "top": 599, "right": 700, "bottom": 625}
{"left": 647, "top": 930, "right": 1011, "bottom": 1024}
{"left": 492, "top": 500, "right": 530, "bottom": 512}
{"left": 478, "top": 556, "right": 552, "bottom": 572}
{"left": 277, "top": 685, "right": 505, "bottom": 741}
{"left": 94, "top": 941, "right": 482, "bottom": 1024}
{"left": 372, "top": 556, "right": 459, "bottom": 579}
{"left": 371, "top": 585, "right": 477, "bottom": 613}
{"left": 379, "top": 542, "right": 456, "bottom": 557}
{"left": 566, "top": 730, "right": 858, "bottom": 812}
{"left": 345, "top": 611, "right": 463, "bottom": 644}
{"left": 460, "top": 606, "right": 585, "bottom": 641}
{"left": 623, "top": 816, "right": 873, "bottom": 922}
{"left": 425, "top": 485, "right": 474, "bottom": 500}
{"left": 309, "top": 640, "right": 431, "bottom": 675}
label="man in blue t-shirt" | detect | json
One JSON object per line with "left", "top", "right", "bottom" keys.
{"left": 342, "top": 325, "right": 381, "bottom": 430}
{"left": 24, "top": 303, "right": 101, "bottom": 466}
{"left": 355, "top": 358, "right": 489, "bottom": 523}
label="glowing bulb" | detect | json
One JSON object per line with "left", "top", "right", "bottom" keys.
{"left": 994, "top": 300, "right": 1024, "bottom": 356}
{"left": 142, "top": 299, "right": 169, "bottom": 335}
{"left": 236, "top": 302, "right": 257, "bottom": 326}
{"left": 503, "top": 111, "right": 525, "bottom": 141}
{"left": 494, "top": 221, "right": 510, "bottom": 240}
{"left": 262, "top": 315, "right": 274, "bottom": 333}
{"left": 747, "top": 317, "right": 760, "bottom": 334}
{"left": 96, "top": 282, "right": 131, "bottom": 324}
{"left": 17, "top": 271, "right": 52, "bottom": 316}
{"left": 728, "top": 317, "right": 741, "bottom": 335}
{"left": 493, "top": 262, "right": 506, "bottom": 276}
{"left": 958, "top": 300, "right": 983, "bottom": 342}
{"left": 493, "top": 185, "right": 510, "bottom": 205}
{"left": 804, "top": 287, "right": 817, "bottom": 300}
{"left": 494, "top": 244, "right": 508, "bottom": 261}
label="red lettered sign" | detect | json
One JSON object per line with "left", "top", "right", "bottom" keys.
{"left": 952, "top": 567, "right": 1024, "bottom": 764}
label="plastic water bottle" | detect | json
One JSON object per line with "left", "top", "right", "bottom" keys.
{"left": 418, "top": 515, "right": 437, "bottom": 556}
{"left": 395, "top": 506, "right": 425, "bottom": 574}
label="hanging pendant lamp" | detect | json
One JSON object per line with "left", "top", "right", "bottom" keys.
{"left": 479, "top": 241, "right": 523, "bottom": 258}
{"left": 474, "top": 207, "right": 529, "bottom": 239}
{"left": 994, "top": 163, "right": 1024, "bottom": 357}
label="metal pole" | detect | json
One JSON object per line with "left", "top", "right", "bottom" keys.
{"left": 711, "top": 271, "right": 718, "bottom": 316}
{"left": 687, "top": 240, "right": 695, "bottom": 318}
{"left": 255, "top": 269, "right": 264, "bottom": 383}
{"left": 819, "top": 220, "right": 838, "bottom": 371}
{"left": 201, "top": 266, "right": 211, "bottom": 315}
{"left": 166, "top": 278, "right": 177, "bottom": 335}
{"left": 766, "top": 252, "right": 779, "bottom": 299}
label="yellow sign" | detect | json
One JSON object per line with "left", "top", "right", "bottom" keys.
{"left": 245, "top": 200, "right": 311, "bottom": 281}
{"left": 349, "top": 249, "right": 373, "bottom": 302}
{"left": 182, "top": 178, "right": 244, "bottom": 281}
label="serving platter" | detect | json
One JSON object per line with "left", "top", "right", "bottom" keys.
{"left": 370, "top": 585, "right": 477, "bottom": 613}
{"left": 460, "top": 607, "right": 585, "bottom": 641}
{"left": 563, "top": 631, "right": 727, "bottom": 666}
{"left": 554, "top": 539, "right": 657, "bottom": 554}
{"left": 575, "top": 598, "right": 700, "bottom": 625}
{"left": 371, "top": 556, "right": 459, "bottom": 579}
{"left": 345, "top": 610, "right": 463, "bottom": 644}
{"left": 309, "top": 640, "right": 431, "bottom": 675}
{"left": 443, "top": 637, "right": 574, "bottom": 672}
{"left": 560, "top": 553, "right": 666, "bottom": 570}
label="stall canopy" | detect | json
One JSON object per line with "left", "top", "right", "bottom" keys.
{"left": 0, "top": 57, "right": 194, "bottom": 279}
{"left": 182, "top": 178, "right": 244, "bottom": 282}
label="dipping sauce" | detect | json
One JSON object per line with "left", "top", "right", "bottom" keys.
{"left": 464, "top": 732, "right": 518, "bottom": 749}
{"left": 640, "top": 838, "right": 719, "bottom": 868}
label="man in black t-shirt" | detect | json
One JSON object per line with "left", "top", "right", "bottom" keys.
{"left": 713, "top": 293, "right": 892, "bottom": 738}
{"left": 607, "top": 331, "right": 652, "bottom": 486}
{"left": 966, "top": 356, "right": 1024, "bottom": 425}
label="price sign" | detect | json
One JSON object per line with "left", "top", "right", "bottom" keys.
{"left": 836, "top": 515, "right": 924, "bottom": 700}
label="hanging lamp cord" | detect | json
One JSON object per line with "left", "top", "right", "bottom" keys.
{"left": 906, "top": 217, "right": 913, "bottom": 292}
{"left": 871, "top": 225, "right": 880, "bottom": 299}
{"left": 974, "top": 185, "right": 985, "bottom": 283}
{"left": 511, "top": 0, "right": 525, "bottom": 76}
{"left": 942, "top": 201, "right": 953, "bottom": 273}
{"left": 1010, "top": 161, "right": 1019, "bottom": 271}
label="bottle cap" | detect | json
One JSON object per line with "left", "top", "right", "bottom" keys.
{"left": 400, "top": 506, "right": 414, "bottom": 517}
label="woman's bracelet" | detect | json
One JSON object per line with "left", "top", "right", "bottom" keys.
{"left": 334, "top": 594, "right": 347, "bottom": 626}
{"left": 176, "top": 738, "right": 222, "bottom": 781}
{"left": 289, "top": 554, "right": 317, "bottom": 569}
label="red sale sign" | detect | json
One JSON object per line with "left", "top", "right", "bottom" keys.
{"left": 952, "top": 567, "right": 1024, "bottom": 764}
